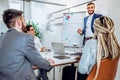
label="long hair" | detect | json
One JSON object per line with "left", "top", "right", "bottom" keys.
{"left": 93, "top": 16, "right": 120, "bottom": 80}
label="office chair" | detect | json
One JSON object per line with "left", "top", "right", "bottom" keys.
{"left": 86, "top": 56, "right": 120, "bottom": 80}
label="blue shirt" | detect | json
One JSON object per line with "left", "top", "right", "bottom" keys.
{"left": 78, "top": 39, "right": 97, "bottom": 74}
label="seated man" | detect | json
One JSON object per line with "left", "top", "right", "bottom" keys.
{"left": 26, "top": 25, "right": 45, "bottom": 52}
{"left": 26, "top": 25, "right": 49, "bottom": 80}
{"left": 77, "top": 16, "right": 120, "bottom": 80}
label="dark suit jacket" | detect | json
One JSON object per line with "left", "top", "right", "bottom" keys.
{"left": 0, "top": 28, "right": 51, "bottom": 80}
{"left": 82, "top": 13, "right": 102, "bottom": 45}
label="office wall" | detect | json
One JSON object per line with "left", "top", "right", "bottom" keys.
{"left": 31, "top": 2, "right": 47, "bottom": 33}
{"left": 96, "top": 0, "right": 120, "bottom": 43}
{"left": 31, "top": 1, "right": 65, "bottom": 33}
{"left": 0, "top": 0, "right": 9, "bottom": 35}
{"left": 0, "top": 0, "right": 9, "bottom": 15}
{"left": 23, "top": 1, "right": 31, "bottom": 22}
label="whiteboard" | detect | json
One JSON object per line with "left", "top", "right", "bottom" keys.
{"left": 62, "top": 12, "right": 86, "bottom": 47}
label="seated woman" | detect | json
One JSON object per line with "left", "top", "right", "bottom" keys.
{"left": 77, "top": 16, "right": 120, "bottom": 80}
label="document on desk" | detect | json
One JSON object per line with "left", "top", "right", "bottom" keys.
{"left": 53, "top": 55, "right": 70, "bottom": 59}
{"left": 65, "top": 51, "right": 82, "bottom": 56}
{"left": 40, "top": 52, "right": 78, "bottom": 66}
{"left": 65, "top": 51, "right": 76, "bottom": 54}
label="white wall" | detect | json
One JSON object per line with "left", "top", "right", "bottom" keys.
{"left": 24, "top": 1, "right": 31, "bottom": 22}
{"left": 0, "top": 0, "right": 9, "bottom": 35}
{"left": 31, "top": 2, "right": 47, "bottom": 33}
{"left": 96, "top": 0, "right": 120, "bottom": 43}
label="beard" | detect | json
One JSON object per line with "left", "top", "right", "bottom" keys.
{"left": 22, "top": 23, "right": 27, "bottom": 33}
{"left": 88, "top": 10, "right": 94, "bottom": 15}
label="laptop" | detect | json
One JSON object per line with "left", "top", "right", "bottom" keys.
{"left": 51, "top": 42, "right": 70, "bottom": 59}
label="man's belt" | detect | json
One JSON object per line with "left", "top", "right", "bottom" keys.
{"left": 85, "top": 37, "right": 93, "bottom": 40}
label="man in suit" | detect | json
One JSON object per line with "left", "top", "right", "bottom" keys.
{"left": 77, "top": 2, "right": 102, "bottom": 45}
{"left": 0, "top": 9, "right": 54, "bottom": 80}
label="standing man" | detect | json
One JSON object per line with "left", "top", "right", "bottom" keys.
{"left": 77, "top": 2, "right": 102, "bottom": 45}
{"left": 0, "top": 9, "right": 54, "bottom": 80}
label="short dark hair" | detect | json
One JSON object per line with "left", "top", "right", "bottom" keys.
{"left": 26, "top": 25, "right": 33, "bottom": 31}
{"left": 87, "top": 2, "right": 95, "bottom": 6}
{"left": 2, "top": 9, "right": 23, "bottom": 28}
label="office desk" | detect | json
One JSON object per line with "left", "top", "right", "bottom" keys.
{"left": 41, "top": 51, "right": 80, "bottom": 65}
{"left": 41, "top": 51, "right": 80, "bottom": 80}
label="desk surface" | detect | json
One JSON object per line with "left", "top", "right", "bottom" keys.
{"left": 34, "top": 52, "right": 80, "bottom": 80}
{"left": 41, "top": 52, "right": 80, "bottom": 66}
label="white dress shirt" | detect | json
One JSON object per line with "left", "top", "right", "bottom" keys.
{"left": 85, "top": 14, "right": 94, "bottom": 38}
{"left": 34, "top": 36, "right": 42, "bottom": 51}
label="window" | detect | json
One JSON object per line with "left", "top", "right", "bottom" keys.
{"left": 9, "top": 1, "right": 23, "bottom": 11}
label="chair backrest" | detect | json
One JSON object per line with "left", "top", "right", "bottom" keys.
{"left": 86, "top": 56, "right": 120, "bottom": 80}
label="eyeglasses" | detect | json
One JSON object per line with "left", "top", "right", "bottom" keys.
{"left": 30, "top": 29, "right": 34, "bottom": 31}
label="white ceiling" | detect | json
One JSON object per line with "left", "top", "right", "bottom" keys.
{"left": 39, "top": 0, "right": 67, "bottom": 4}
{"left": 32, "top": 0, "right": 67, "bottom": 6}
{"left": 10, "top": 0, "right": 92, "bottom": 7}
{"left": 10, "top": 0, "right": 67, "bottom": 6}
